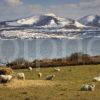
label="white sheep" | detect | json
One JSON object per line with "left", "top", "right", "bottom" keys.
{"left": 0, "top": 75, "right": 12, "bottom": 83}
{"left": 54, "top": 68, "right": 60, "bottom": 72}
{"left": 38, "top": 72, "right": 42, "bottom": 78}
{"left": 81, "top": 84, "right": 95, "bottom": 91}
{"left": 46, "top": 74, "right": 55, "bottom": 80}
{"left": 28, "top": 67, "right": 32, "bottom": 71}
{"left": 93, "top": 76, "right": 100, "bottom": 82}
{"left": 17, "top": 73, "right": 25, "bottom": 80}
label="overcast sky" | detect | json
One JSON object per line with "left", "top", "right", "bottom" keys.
{"left": 0, "top": 0, "right": 100, "bottom": 21}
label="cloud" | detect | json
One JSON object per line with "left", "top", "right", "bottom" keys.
{"left": 4, "top": 0, "right": 23, "bottom": 7}
{"left": 47, "top": 0, "right": 100, "bottom": 18}
{"left": 0, "top": 0, "right": 100, "bottom": 21}
{"left": 80, "top": 0, "right": 99, "bottom": 3}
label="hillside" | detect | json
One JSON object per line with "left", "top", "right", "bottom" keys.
{"left": 0, "top": 14, "right": 99, "bottom": 39}
{"left": 79, "top": 15, "right": 100, "bottom": 27}
{"left": 0, "top": 65, "right": 100, "bottom": 100}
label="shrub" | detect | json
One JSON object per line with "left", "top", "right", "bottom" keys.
{"left": 6, "top": 52, "right": 100, "bottom": 69}
{"left": 0, "top": 67, "right": 13, "bottom": 75}
{"left": 7, "top": 58, "right": 27, "bottom": 66}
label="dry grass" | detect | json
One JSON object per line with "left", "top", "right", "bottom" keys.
{"left": 0, "top": 65, "right": 100, "bottom": 100}
{"left": 3, "top": 79, "right": 56, "bottom": 89}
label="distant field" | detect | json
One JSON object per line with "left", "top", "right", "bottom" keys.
{"left": 0, "top": 65, "right": 100, "bottom": 100}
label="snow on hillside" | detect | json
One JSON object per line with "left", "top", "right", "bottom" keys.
{"left": 74, "top": 21, "right": 86, "bottom": 28}
{"left": 79, "top": 15, "right": 100, "bottom": 27}
{"left": 87, "top": 15, "right": 95, "bottom": 22}
{"left": 0, "top": 13, "right": 85, "bottom": 28}
{"left": 17, "top": 16, "right": 39, "bottom": 25}
{"left": 0, "top": 14, "right": 99, "bottom": 39}
{"left": 34, "top": 13, "right": 73, "bottom": 28}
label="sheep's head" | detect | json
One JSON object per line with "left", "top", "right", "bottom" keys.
{"left": 91, "top": 84, "right": 95, "bottom": 88}
{"left": 53, "top": 75, "right": 55, "bottom": 77}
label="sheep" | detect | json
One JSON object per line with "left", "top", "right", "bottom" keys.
{"left": 46, "top": 74, "right": 55, "bottom": 80}
{"left": 28, "top": 67, "right": 32, "bottom": 71}
{"left": 54, "top": 68, "right": 60, "bottom": 72}
{"left": 81, "top": 84, "right": 95, "bottom": 91}
{"left": 0, "top": 75, "right": 12, "bottom": 83}
{"left": 17, "top": 73, "right": 25, "bottom": 80}
{"left": 38, "top": 72, "right": 42, "bottom": 78}
{"left": 93, "top": 76, "right": 100, "bottom": 82}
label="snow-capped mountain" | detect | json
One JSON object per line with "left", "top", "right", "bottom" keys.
{"left": 0, "top": 14, "right": 99, "bottom": 39}
{"left": 0, "top": 13, "right": 85, "bottom": 28}
{"left": 34, "top": 14, "right": 69, "bottom": 27}
{"left": 79, "top": 15, "right": 100, "bottom": 27}
{"left": 0, "top": 16, "right": 39, "bottom": 27}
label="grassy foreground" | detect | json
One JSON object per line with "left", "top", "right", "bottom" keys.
{"left": 0, "top": 65, "right": 100, "bottom": 100}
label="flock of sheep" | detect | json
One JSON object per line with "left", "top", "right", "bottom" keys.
{"left": 0, "top": 67, "right": 60, "bottom": 84}
{"left": 0, "top": 66, "right": 100, "bottom": 92}
{"left": 0, "top": 73, "right": 25, "bottom": 83}
{"left": 80, "top": 76, "right": 100, "bottom": 91}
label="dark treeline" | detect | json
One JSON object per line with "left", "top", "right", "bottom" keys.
{"left": 6, "top": 52, "right": 100, "bottom": 69}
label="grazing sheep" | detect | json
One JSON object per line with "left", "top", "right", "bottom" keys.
{"left": 81, "top": 84, "right": 95, "bottom": 91}
{"left": 54, "top": 68, "right": 60, "bottom": 72}
{"left": 28, "top": 67, "right": 32, "bottom": 71}
{"left": 46, "top": 75, "right": 55, "bottom": 80}
{"left": 93, "top": 76, "right": 100, "bottom": 82}
{"left": 38, "top": 72, "right": 42, "bottom": 78}
{"left": 17, "top": 73, "right": 25, "bottom": 80}
{"left": 0, "top": 75, "right": 12, "bottom": 83}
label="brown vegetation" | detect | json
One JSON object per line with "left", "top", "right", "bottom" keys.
{"left": 4, "top": 79, "right": 56, "bottom": 89}
{"left": 0, "top": 67, "right": 13, "bottom": 75}
{"left": 6, "top": 52, "right": 100, "bottom": 69}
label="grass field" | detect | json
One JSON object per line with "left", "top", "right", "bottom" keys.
{"left": 0, "top": 65, "right": 100, "bottom": 100}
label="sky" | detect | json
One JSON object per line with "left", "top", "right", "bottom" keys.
{"left": 0, "top": 0, "right": 100, "bottom": 21}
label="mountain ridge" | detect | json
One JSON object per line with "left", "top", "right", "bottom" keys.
{"left": 79, "top": 15, "right": 100, "bottom": 27}
{"left": 0, "top": 13, "right": 86, "bottom": 28}
{"left": 0, "top": 14, "right": 100, "bottom": 39}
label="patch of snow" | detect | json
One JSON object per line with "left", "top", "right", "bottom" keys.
{"left": 98, "top": 20, "right": 100, "bottom": 24}
{"left": 87, "top": 15, "right": 95, "bottom": 22}
{"left": 44, "top": 13, "right": 56, "bottom": 17}
{"left": 74, "top": 21, "right": 86, "bottom": 28}
{"left": 17, "top": 16, "right": 39, "bottom": 25}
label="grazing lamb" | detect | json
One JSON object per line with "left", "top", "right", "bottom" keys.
{"left": 54, "top": 68, "right": 60, "bottom": 72}
{"left": 28, "top": 67, "right": 32, "bottom": 71}
{"left": 0, "top": 75, "right": 12, "bottom": 83}
{"left": 81, "top": 84, "right": 95, "bottom": 91}
{"left": 93, "top": 76, "right": 100, "bottom": 82}
{"left": 38, "top": 72, "right": 42, "bottom": 78}
{"left": 46, "top": 75, "right": 55, "bottom": 80}
{"left": 17, "top": 73, "right": 25, "bottom": 80}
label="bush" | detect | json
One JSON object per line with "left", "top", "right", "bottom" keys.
{"left": 6, "top": 52, "right": 100, "bottom": 69}
{"left": 0, "top": 67, "right": 13, "bottom": 75}
{"left": 7, "top": 58, "right": 27, "bottom": 66}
